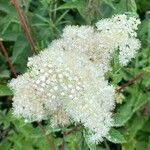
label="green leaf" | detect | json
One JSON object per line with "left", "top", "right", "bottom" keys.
{"left": 0, "top": 84, "right": 13, "bottom": 96}
{"left": 103, "top": 0, "right": 115, "bottom": 9}
{"left": 111, "top": 73, "right": 122, "bottom": 85}
{"left": 114, "top": 97, "right": 136, "bottom": 127}
{"left": 12, "top": 34, "right": 29, "bottom": 62}
{"left": 0, "top": 70, "right": 10, "bottom": 78}
{"left": 105, "top": 128, "right": 126, "bottom": 144}
{"left": 0, "top": 32, "right": 18, "bottom": 41}
{"left": 0, "top": 0, "right": 15, "bottom": 14}
{"left": 0, "top": 138, "right": 11, "bottom": 150}
{"left": 143, "top": 67, "right": 150, "bottom": 72}
{"left": 84, "top": 133, "right": 97, "bottom": 150}
{"left": 56, "top": 0, "right": 84, "bottom": 10}
{"left": 56, "top": 0, "right": 87, "bottom": 20}
{"left": 127, "top": 116, "right": 145, "bottom": 141}
{"left": 127, "top": 0, "right": 137, "bottom": 12}
{"left": 122, "top": 115, "right": 146, "bottom": 150}
{"left": 12, "top": 33, "right": 32, "bottom": 73}
{"left": 122, "top": 140, "right": 136, "bottom": 150}
{"left": 133, "top": 93, "right": 150, "bottom": 112}
{"left": 142, "top": 119, "right": 150, "bottom": 133}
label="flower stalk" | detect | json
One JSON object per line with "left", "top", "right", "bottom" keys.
{"left": 0, "top": 41, "right": 17, "bottom": 78}
{"left": 11, "top": 0, "right": 38, "bottom": 54}
{"left": 116, "top": 72, "right": 145, "bottom": 92}
{"left": 9, "top": 0, "right": 55, "bottom": 149}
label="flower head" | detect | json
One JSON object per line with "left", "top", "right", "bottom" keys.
{"left": 9, "top": 47, "right": 115, "bottom": 143}
{"left": 96, "top": 14, "right": 141, "bottom": 66}
{"left": 8, "top": 14, "right": 141, "bottom": 144}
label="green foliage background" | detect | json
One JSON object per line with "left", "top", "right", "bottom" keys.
{"left": 0, "top": 0, "right": 150, "bottom": 150}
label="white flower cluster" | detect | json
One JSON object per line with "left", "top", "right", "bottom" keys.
{"left": 9, "top": 14, "right": 141, "bottom": 144}
{"left": 62, "top": 14, "right": 141, "bottom": 73}
{"left": 96, "top": 14, "right": 141, "bottom": 66}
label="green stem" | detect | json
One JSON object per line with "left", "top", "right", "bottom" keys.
{"left": 104, "top": 139, "right": 110, "bottom": 150}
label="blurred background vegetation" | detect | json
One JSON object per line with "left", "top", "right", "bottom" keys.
{"left": 0, "top": 0, "right": 150, "bottom": 150}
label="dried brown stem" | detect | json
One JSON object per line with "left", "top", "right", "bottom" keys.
{"left": 116, "top": 72, "right": 145, "bottom": 92}
{"left": 38, "top": 122, "right": 56, "bottom": 150}
{"left": 11, "top": 0, "right": 38, "bottom": 54}
{"left": 0, "top": 41, "right": 17, "bottom": 78}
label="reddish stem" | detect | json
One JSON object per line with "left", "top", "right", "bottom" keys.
{"left": 116, "top": 72, "right": 145, "bottom": 92}
{"left": 0, "top": 41, "right": 17, "bottom": 78}
{"left": 9, "top": 1, "right": 55, "bottom": 148}
{"left": 0, "top": 40, "right": 54, "bottom": 149}
{"left": 11, "top": 0, "right": 38, "bottom": 54}
{"left": 64, "top": 124, "right": 82, "bottom": 136}
{"left": 38, "top": 122, "right": 56, "bottom": 150}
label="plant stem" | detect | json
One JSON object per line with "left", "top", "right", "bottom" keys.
{"left": 116, "top": 72, "right": 145, "bottom": 92}
{"left": 0, "top": 41, "right": 17, "bottom": 78}
{"left": 60, "top": 124, "right": 81, "bottom": 150}
{"left": 60, "top": 137, "right": 65, "bottom": 150}
{"left": 38, "top": 122, "right": 56, "bottom": 150}
{"left": 64, "top": 124, "right": 81, "bottom": 136}
{"left": 126, "top": 0, "right": 129, "bottom": 12}
{"left": 11, "top": 0, "right": 38, "bottom": 54}
{"left": 10, "top": 1, "right": 56, "bottom": 148}
{"left": 104, "top": 139, "right": 110, "bottom": 150}
{"left": 0, "top": 41, "right": 55, "bottom": 149}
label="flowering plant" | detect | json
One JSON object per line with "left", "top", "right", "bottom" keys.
{"left": 9, "top": 14, "right": 141, "bottom": 144}
{"left": 1, "top": 0, "right": 150, "bottom": 149}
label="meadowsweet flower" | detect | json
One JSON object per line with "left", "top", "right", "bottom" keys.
{"left": 62, "top": 25, "right": 111, "bottom": 75}
{"left": 51, "top": 106, "right": 70, "bottom": 127}
{"left": 118, "top": 37, "right": 141, "bottom": 65}
{"left": 9, "top": 74, "right": 49, "bottom": 122}
{"left": 8, "top": 14, "right": 141, "bottom": 144}
{"left": 64, "top": 79, "right": 115, "bottom": 143}
{"left": 62, "top": 25, "right": 96, "bottom": 54}
{"left": 62, "top": 14, "right": 141, "bottom": 73}
{"left": 9, "top": 47, "right": 115, "bottom": 143}
{"left": 96, "top": 14, "right": 141, "bottom": 66}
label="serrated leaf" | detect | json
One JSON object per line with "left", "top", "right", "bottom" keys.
{"left": 114, "top": 97, "right": 136, "bottom": 127}
{"left": 0, "top": 84, "right": 13, "bottom": 96}
{"left": 133, "top": 93, "right": 150, "bottom": 112}
{"left": 105, "top": 128, "right": 126, "bottom": 144}
{"left": 12, "top": 34, "right": 29, "bottom": 62}
{"left": 112, "top": 73, "right": 122, "bottom": 85}
{"left": 127, "top": 0, "right": 137, "bottom": 12}
{"left": 12, "top": 33, "right": 32, "bottom": 73}
{"left": 56, "top": 0, "right": 87, "bottom": 20}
